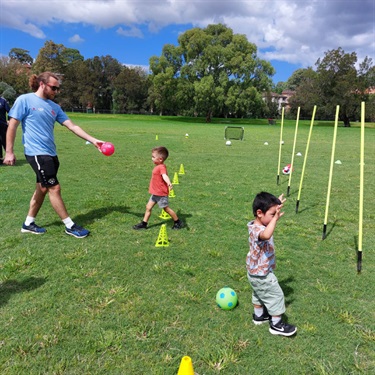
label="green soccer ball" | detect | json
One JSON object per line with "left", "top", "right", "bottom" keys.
{"left": 216, "top": 287, "right": 238, "bottom": 310}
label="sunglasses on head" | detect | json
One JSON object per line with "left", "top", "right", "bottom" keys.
{"left": 45, "top": 83, "right": 60, "bottom": 92}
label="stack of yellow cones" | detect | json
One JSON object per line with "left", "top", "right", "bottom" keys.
{"left": 155, "top": 224, "right": 169, "bottom": 247}
{"left": 172, "top": 172, "right": 179, "bottom": 185}
{"left": 169, "top": 189, "right": 176, "bottom": 198}
{"left": 177, "top": 356, "right": 194, "bottom": 375}
{"left": 178, "top": 164, "right": 185, "bottom": 175}
{"left": 159, "top": 209, "right": 171, "bottom": 219}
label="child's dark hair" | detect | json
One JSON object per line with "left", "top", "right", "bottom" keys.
{"left": 152, "top": 146, "right": 169, "bottom": 161}
{"left": 252, "top": 192, "right": 281, "bottom": 216}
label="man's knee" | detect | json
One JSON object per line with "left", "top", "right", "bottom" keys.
{"left": 47, "top": 184, "right": 62, "bottom": 195}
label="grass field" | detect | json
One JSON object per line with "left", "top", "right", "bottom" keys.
{"left": 0, "top": 114, "right": 374, "bottom": 374}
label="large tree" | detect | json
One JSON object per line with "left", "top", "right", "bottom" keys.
{"left": 9, "top": 48, "right": 33, "bottom": 65}
{"left": 58, "top": 59, "right": 97, "bottom": 110}
{"left": 84, "top": 55, "right": 123, "bottom": 111}
{"left": 149, "top": 24, "right": 274, "bottom": 120}
{"left": 33, "top": 41, "right": 84, "bottom": 75}
{"left": 113, "top": 66, "right": 149, "bottom": 113}
{"left": 0, "top": 56, "right": 30, "bottom": 96}
{"left": 315, "top": 48, "right": 373, "bottom": 126}
{"left": 288, "top": 68, "right": 319, "bottom": 118}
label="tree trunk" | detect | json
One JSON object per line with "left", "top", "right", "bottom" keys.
{"left": 206, "top": 111, "right": 212, "bottom": 123}
{"left": 343, "top": 115, "right": 351, "bottom": 127}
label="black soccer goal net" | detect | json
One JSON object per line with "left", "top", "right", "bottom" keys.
{"left": 224, "top": 126, "right": 244, "bottom": 140}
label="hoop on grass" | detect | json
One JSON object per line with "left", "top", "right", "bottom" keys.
{"left": 224, "top": 126, "right": 244, "bottom": 141}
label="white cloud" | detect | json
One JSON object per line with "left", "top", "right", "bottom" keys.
{"left": 124, "top": 63, "right": 150, "bottom": 73}
{"left": 69, "top": 34, "right": 85, "bottom": 43}
{"left": 0, "top": 0, "right": 374, "bottom": 67}
{"left": 117, "top": 26, "right": 143, "bottom": 38}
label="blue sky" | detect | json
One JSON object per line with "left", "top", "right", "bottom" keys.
{"left": 1, "top": 0, "right": 374, "bottom": 84}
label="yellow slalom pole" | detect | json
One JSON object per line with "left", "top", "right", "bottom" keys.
{"left": 322, "top": 105, "right": 339, "bottom": 240}
{"left": 358, "top": 102, "right": 365, "bottom": 272}
{"left": 296, "top": 105, "right": 317, "bottom": 213}
{"left": 276, "top": 107, "right": 285, "bottom": 185}
{"left": 287, "top": 106, "right": 300, "bottom": 196}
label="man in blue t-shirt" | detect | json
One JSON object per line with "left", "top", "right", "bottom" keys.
{"left": 4, "top": 71, "right": 107, "bottom": 238}
{"left": 0, "top": 96, "right": 10, "bottom": 163}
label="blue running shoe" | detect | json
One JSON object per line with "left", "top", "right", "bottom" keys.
{"left": 65, "top": 224, "right": 90, "bottom": 238}
{"left": 21, "top": 222, "right": 46, "bottom": 234}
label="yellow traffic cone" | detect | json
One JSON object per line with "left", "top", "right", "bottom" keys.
{"left": 169, "top": 188, "right": 176, "bottom": 198}
{"left": 177, "top": 356, "right": 194, "bottom": 375}
{"left": 172, "top": 172, "right": 179, "bottom": 185}
{"left": 178, "top": 164, "right": 185, "bottom": 175}
{"left": 155, "top": 224, "right": 169, "bottom": 247}
{"left": 155, "top": 134, "right": 158, "bottom": 140}
{"left": 159, "top": 209, "right": 171, "bottom": 219}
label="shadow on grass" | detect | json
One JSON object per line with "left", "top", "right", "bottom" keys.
{"left": 1, "top": 159, "right": 29, "bottom": 167}
{"left": 279, "top": 276, "right": 295, "bottom": 307}
{"left": 140, "top": 209, "right": 193, "bottom": 230}
{"left": 47, "top": 206, "right": 193, "bottom": 230}
{"left": 322, "top": 219, "right": 338, "bottom": 240}
{"left": 48, "top": 205, "right": 132, "bottom": 227}
{"left": 295, "top": 202, "right": 320, "bottom": 214}
{"left": 0, "top": 277, "right": 47, "bottom": 308}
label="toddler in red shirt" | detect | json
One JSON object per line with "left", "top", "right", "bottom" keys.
{"left": 133, "top": 146, "right": 183, "bottom": 230}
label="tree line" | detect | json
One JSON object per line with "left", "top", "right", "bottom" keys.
{"left": 0, "top": 24, "right": 374, "bottom": 125}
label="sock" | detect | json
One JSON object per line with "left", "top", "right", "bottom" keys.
{"left": 272, "top": 316, "right": 281, "bottom": 325}
{"left": 63, "top": 217, "right": 75, "bottom": 229}
{"left": 25, "top": 216, "right": 36, "bottom": 226}
{"left": 254, "top": 307, "right": 264, "bottom": 317}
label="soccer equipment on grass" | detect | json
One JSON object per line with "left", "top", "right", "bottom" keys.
{"left": 224, "top": 126, "right": 244, "bottom": 141}
{"left": 100, "top": 142, "right": 115, "bottom": 156}
{"left": 216, "top": 287, "right": 238, "bottom": 310}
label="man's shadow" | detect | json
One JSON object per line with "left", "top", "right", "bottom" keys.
{"left": 0, "top": 277, "right": 47, "bottom": 308}
{"left": 47, "top": 206, "right": 192, "bottom": 229}
{"left": 48, "top": 205, "right": 132, "bottom": 227}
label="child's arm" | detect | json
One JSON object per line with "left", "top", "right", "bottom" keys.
{"left": 259, "top": 203, "right": 285, "bottom": 241}
{"left": 162, "top": 173, "right": 173, "bottom": 190}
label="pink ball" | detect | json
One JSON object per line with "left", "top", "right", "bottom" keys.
{"left": 101, "top": 142, "right": 115, "bottom": 156}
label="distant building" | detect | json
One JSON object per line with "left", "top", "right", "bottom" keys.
{"left": 263, "top": 90, "right": 295, "bottom": 113}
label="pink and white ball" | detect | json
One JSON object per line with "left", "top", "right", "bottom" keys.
{"left": 282, "top": 164, "right": 292, "bottom": 175}
{"left": 100, "top": 142, "right": 115, "bottom": 156}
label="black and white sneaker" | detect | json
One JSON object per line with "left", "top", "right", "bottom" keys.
{"left": 252, "top": 311, "right": 271, "bottom": 325}
{"left": 269, "top": 320, "right": 297, "bottom": 336}
{"left": 133, "top": 222, "right": 148, "bottom": 230}
{"left": 172, "top": 219, "right": 183, "bottom": 229}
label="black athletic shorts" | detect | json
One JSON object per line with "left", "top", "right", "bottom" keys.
{"left": 26, "top": 155, "right": 60, "bottom": 187}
